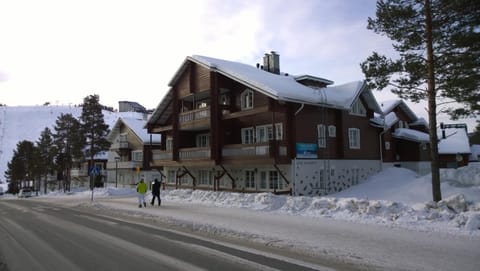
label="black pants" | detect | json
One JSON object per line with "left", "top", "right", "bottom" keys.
{"left": 151, "top": 194, "right": 161, "bottom": 205}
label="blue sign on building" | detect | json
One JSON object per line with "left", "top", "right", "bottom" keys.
{"left": 295, "top": 143, "right": 318, "bottom": 159}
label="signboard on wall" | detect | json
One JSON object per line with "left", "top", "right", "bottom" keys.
{"left": 295, "top": 143, "right": 317, "bottom": 159}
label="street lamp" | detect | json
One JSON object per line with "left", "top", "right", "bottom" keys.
{"left": 115, "top": 157, "right": 120, "bottom": 188}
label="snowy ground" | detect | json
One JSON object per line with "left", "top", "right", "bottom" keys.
{"left": 15, "top": 164, "right": 478, "bottom": 235}
{"left": 2, "top": 164, "right": 480, "bottom": 270}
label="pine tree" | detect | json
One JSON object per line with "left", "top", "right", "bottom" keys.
{"left": 361, "top": 0, "right": 480, "bottom": 202}
{"left": 470, "top": 121, "right": 480, "bottom": 145}
{"left": 36, "top": 127, "right": 57, "bottom": 194}
{"left": 4, "top": 140, "right": 39, "bottom": 193}
{"left": 53, "top": 113, "right": 84, "bottom": 192}
{"left": 79, "top": 95, "right": 111, "bottom": 191}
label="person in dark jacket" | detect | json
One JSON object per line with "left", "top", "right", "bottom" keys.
{"left": 150, "top": 178, "right": 161, "bottom": 206}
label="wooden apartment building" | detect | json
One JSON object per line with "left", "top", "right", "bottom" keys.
{"left": 146, "top": 52, "right": 384, "bottom": 196}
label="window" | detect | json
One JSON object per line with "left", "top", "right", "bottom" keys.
{"left": 241, "top": 127, "right": 255, "bottom": 144}
{"left": 260, "top": 171, "right": 267, "bottom": 189}
{"left": 275, "top": 123, "right": 283, "bottom": 140}
{"left": 317, "top": 124, "right": 326, "bottom": 148}
{"left": 198, "top": 170, "right": 212, "bottom": 186}
{"left": 398, "top": 120, "right": 409, "bottom": 129}
{"left": 167, "top": 170, "right": 176, "bottom": 184}
{"left": 269, "top": 171, "right": 282, "bottom": 190}
{"left": 245, "top": 170, "right": 256, "bottom": 189}
{"left": 328, "top": 125, "right": 336, "bottom": 137}
{"left": 350, "top": 99, "right": 366, "bottom": 116}
{"left": 131, "top": 150, "right": 143, "bottom": 162}
{"left": 256, "top": 125, "right": 271, "bottom": 143}
{"left": 241, "top": 89, "right": 254, "bottom": 110}
{"left": 166, "top": 138, "right": 173, "bottom": 151}
{"left": 196, "top": 134, "right": 210, "bottom": 147}
{"left": 348, "top": 128, "right": 361, "bottom": 149}
{"left": 256, "top": 123, "right": 283, "bottom": 143}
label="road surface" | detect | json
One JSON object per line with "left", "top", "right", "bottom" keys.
{"left": 0, "top": 200, "right": 344, "bottom": 271}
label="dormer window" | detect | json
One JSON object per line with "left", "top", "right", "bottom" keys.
{"left": 350, "top": 99, "right": 366, "bottom": 116}
{"left": 241, "top": 89, "right": 254, "bottom": 110}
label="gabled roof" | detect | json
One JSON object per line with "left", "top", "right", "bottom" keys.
{"left": 108, "top": 116, "right": 161, "bottom": 144}
{"left": 148, "top": 55, "right": 382, "bottom": 126}
{"left": 380, "top": 99, "right": 419, "bottom": 122}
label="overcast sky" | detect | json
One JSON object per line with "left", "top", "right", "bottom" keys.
{"left": 0, "top": 0, "right": 477, "bottom": 130}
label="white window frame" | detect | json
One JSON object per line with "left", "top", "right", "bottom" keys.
{"left": 166, "top": 137, "right": 173, "bottom": 151}
{"left": 256, "top": 123, "right": 283, "bottom": 143}
{"left": 328, "top": 125, "right": 336, "bottom": 137}
{"left": 198, "top": 170, "right": 212, "bottom": 186}
{"left": 241, "top": 127, "right": 255, "bottom": 144}
{"left": 131, "top": 150, "right": 143, "bottom": 162}
{"left": 348, "top": 128, "right": 361, "bottom": 149}
{"left": 241, "top": 89, "right": 254, "bottom": 110}
{"left": 317, "top": 124, "right": 326, "bottom": 148}
{"left": 269, "top": 170, "right": 282, "bottom": 190}
{"left": 260, "top": 171, "right": 267, "bottom": 189}
{"left": 275, "top": 123, "right": 283, "bottom": 140}
{"left": 196, "top": 133, "right": 210, "bottom": 148}
{"left": 244, "top": 170, "right": 256, "bottom": 189}
{"left": 350, "top": 99, "right": 366, "bottom": 116}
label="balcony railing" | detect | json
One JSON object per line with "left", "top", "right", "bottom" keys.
{"left": 152, "top": 150, "right": 173, "bottom": 161}
{"left": 106, "top": 161, "right": 142, "bottom": 169}
{"left": 222, "top": 143, "right": 270, "bottom": 157}
{"left": 111, "top": 141, "right": 129, "bottom": 150}
{"left": 179, "top": 147, "right": 211, "bottom": 160}
{"left": 150, "top": 143, "right": 286, "bottom": 162}
{"left": 222, "top": 142, "right": 288, "bottom": 158}
{"left": 179, "top": 107, "right": 210, "bottom": 124}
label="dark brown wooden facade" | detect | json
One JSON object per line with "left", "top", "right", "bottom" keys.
{"left": 146, "top": 56, "right": 385, "bottom": 193}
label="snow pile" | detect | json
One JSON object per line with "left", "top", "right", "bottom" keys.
{"left": 11, "top": 164, "right": 480, "bottom": 235}
{"left": 163, "top": 187, "right": 480, "bottom": 233}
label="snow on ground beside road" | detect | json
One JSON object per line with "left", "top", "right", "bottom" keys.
{"left": 19, "top": 163, "right": 480, "bottom": 236}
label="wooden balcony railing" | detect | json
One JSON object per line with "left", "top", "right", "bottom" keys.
{"left": 179, "top": 107, "right": 210, "bottom": 124}
{"left": 179, "top": 147, "right": 211, "bottom": 160}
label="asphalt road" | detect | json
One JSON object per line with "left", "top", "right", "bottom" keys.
{"left": 0, "top": 200, "right": 338, "bottom": 271}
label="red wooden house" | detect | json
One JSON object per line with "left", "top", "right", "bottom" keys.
{"left": 146, "top": 52, "right": 384, "bottom": 196}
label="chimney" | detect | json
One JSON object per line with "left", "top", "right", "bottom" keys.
{"left": 262, "top": 51, "right": 280, "bottom": 74}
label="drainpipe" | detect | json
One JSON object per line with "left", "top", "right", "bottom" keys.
{"left": 294, "top": 103, "right": 305, "bottom": 115}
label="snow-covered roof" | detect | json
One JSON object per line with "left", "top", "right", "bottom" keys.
{"left": 109, "top": 116, "right": 161, "bottom": 144}
{"left": 438, "top": 128, "right": 471, "bottom": 154}
{"left": 371, "top": 111, "right": 399, "bottom": 128}
{"left": 148, "top": 55, "right": 382, "bottom": 126}
{"left": 380, "top": 99, "right": 420, "bottom": 123}
{"left": 392, "top": 128, "right": 430, "bottom": 143}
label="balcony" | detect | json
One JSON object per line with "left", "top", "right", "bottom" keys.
{"left": 222, "top": 142, "right": 288, "bottom": 159}
{"left": 106, "top": 160, "right": 142, "bottom": 169}
{"left": 149, "top": 143, "right": 287, "bottom": 166}
{"left": 179, "top": 107, "right": 210, "bottom": 130}
{"left": 110, "top": 141, "right": 130, "bottom": 151}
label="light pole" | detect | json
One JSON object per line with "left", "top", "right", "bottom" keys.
{"left": 115, "top": 157, "right": 120, "bottom": 188}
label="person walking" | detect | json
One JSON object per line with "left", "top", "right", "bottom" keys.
{"left": 136, "top": 179, "right": 148, "bottom": 208}
{"left": 150, "top": 178, "right": 161, "bottom": 206}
